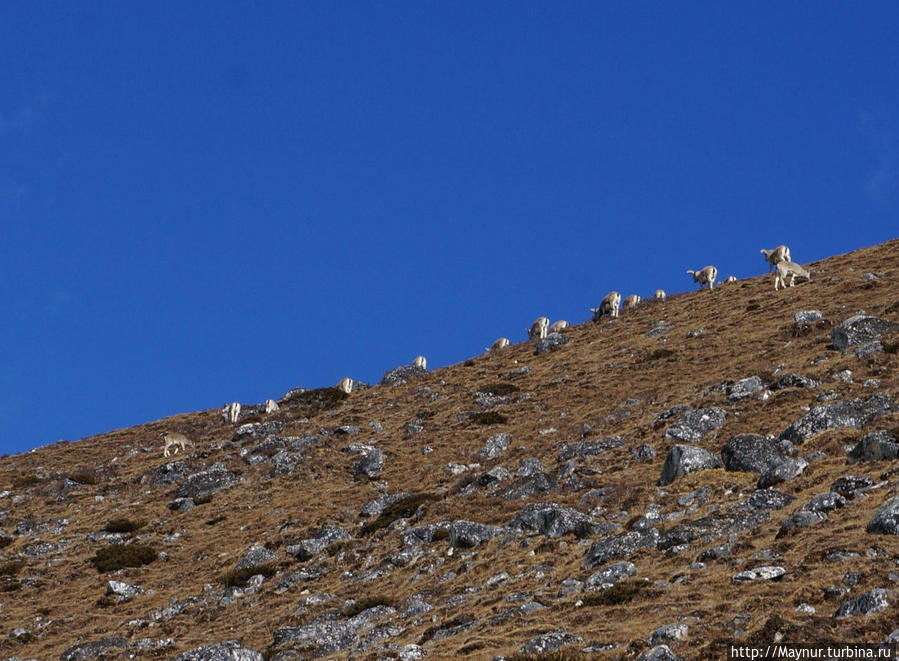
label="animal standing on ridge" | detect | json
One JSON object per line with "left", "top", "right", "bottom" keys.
{"left": 488, "top": 337, "right": 510, "bottom": 352}
{"left": 686, "top": 265, "right": 718, "bottom": 291}
{"left": 549, "top": 320, "right": 569, "bottom": 333}
{"left": 654, "top": 289, "right": 666, "bottom": 301}
{"left": 623, "top": 294, "right": 641, "bottom": 309}
{"left": 337, "top": 377, "right": 354, "bottom": 394}
{"left": 761, "top": 245, "right": 791, "bottom": 271}
{"left": 590, "top": 291, "right": 621, "bottom": 320}
{"left": 527, "top": 317, "right": 549, "bottom": 341}
{"left": 412, "top": 355, "right": 427, "bottom": 370}
{"left": 161, "top": 431, "right": 191, "bottom": 457}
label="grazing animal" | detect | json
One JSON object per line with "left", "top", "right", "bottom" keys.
{"left": 654, "top": 289, "right": 666, "bottom": 301}
{"left": 337, "top": 377, "right": 353, "bottom": 394}
{"left": 488, "top": 337, "right": 510, "bottom": 352}
{"left": 590, "top": 291, "right": 621, "bottom": 321}
{"left": 725, "top": 275, "right": 737, "bottom": 283}
{"left": 761, "top": 245, "right": 791, "bottom": 271}
{"left": 549, "top": 320, "right": 569, "bottom": 333}
{"left": 527, "top": 316, "right": 550, "bottom": 341}
{"left": 228, "top": 401, "right": 240, "bottom": 424}
{"left": 623, "top": 294, "right": 641, "bottom": 309}
{"left": 774, "top": 260, "right": 811, "bottom": 290}
{"left": 162, "top": 431, "right": 191, "bottom": 458}
{"left": 413, "top": 355, "right": 427, "bottom": 370}
{"left": 686, "top": 266, "right": 718, "bottom": 291}
{"left": 264, "top": 399, "right": 279, "bottom": 414}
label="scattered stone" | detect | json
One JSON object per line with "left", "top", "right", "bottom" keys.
{"left": 728, "top": 377, "right": 764, "bottom": 401}
{"left": 649, "top": 623, "right": 689, "bottom": 646}
{"left": 171, "top": 641, "right": 263, "bottom": 661}
{"left": 633, "top": 444, "right": 657, "bottom": 460}
{"left": 732, "top": 566, "right": 786, "bottom": 583}
{"left": 449, "top": 520, "right": 504, "bottom": 548}
{"left": 476, "top": 466, "right": 512, "bottom": 488}
{"left": 273, "top": 608, "right": 388, "bottom": 655}
{"left": 645, "top": 325, "right": 672, "bottom": 338}
{"left": 398, "top": 644, "right": 426, "bottom": 660}
{"left": 771, "top": 374, "right": 820, "bottom": 390}
{"left": 722, "top": 434, "right": 794, "bottom": 473}
{"left": 353, "top": 448, "right": 385, "bottom": 480}
{"left": 659, "top": 511, "right": 768, "bottom": 551}
{"left": 151, "top": 461, "right": 192, "bottom": 485}
{"left": 519, "top": 629, "right": 584, "bottom": 655}
{"left": 803, "top": 493, "right": 847, "bottom": 512}
{"left": 777, "top": 511, "right": 828, "bottom": 538}
{"left": 746, "top": 488, "right": 795, "bottom": 511}
{"left": 287, "top": 526, "right": 351, "bottom": 561}
{"left": 236, "top": 546, "right": 278, "bottom": 571}
{"left": 583, "top": 529, "right": 660, "bottom": 568}
{"left": 509, "top": 503, "right": 602, "bottom": 539}
{"left": 663, "top": 408, "right": 726, "bottom": 444}
{"left": 175, "top": 467, "right": 243, "bottom": 502}
{"left": 658, "top": 445, "right": 723, "bottom": 486}
{"left": 832, "top": 315, "right": 899, "bottom": 351}
{"left": 535, "top": 332, "right": 569, "bottom": 354}
{"left": 866, "top": 496, "right": 899, "bottom": 535}
{"left": 834, "top": 588, "right": 891, "bottom": 617}
{"left": 106, "top": 580, "right": 143, "bottom": 601}
{"left": 636, "top": 645, "right": 687, "bottom": 661}
{"left": 847, "top": 431, "right": 898, "bottom": 463}
{"left": 794, "top": 310, "right": 823, "bottom": 324}
{"left": 380, "top": 364, "right": 427, "bottom": 386}
{"left": 495, "top": 472, "right": 557, "bottom": 500}
{"left": 60, "top": 639, "right": 130, "bottom": 661}
{"left": 360, "top": 492, "right": 411, "bottom": 518}
{"left": 585, "top": 561, "right": 637, "bottom": 589}
{"left": 233, "top": 421, "right": 283, "bottom": 441}
{"left": 404, "top": 420, "right": 424, "bottom": 437}
{"left": 778, "top": 393, "right": 895, "bottom": 445}
{"left": 477, "top": 433, "right": 511, "bottom": 460}
{"left": 557, "top": 436, "right": 626, "bottom": 461}
{"left": 831, "top": 475, "right": 876, "bottom": 498}
{"left": 757, "top": 457, "right": 808, "bottom": 488}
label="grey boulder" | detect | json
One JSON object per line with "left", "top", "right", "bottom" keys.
{"left": 658, "top": 445, "right": 723, "bottom": 486}
{"left": 832, "top": 315, "right": 899, "bottom": 351}
{"left": 778, "top": 393, "right": 894, "bottom": 445}
{"left": 663, "top": 408, "right": 726, "bottom": 444}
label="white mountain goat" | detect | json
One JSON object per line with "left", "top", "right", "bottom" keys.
{"left": 527, "top": 316, "right": 550, "bottom": 341}
{"left": 761, "top": 245, "right": 791, "bottom": 271}
{"left": 549, "top": 320, "right": 569, "bottom": 333}
{"left": 488, "top": 337, "right": 510, "bottom": 352}
{"left": 623, "top": 294, "right": 641, "bottom": 309}
{"left": 264, "top": 399, "right": 279, "bottom": 414}
{"left": 725, "top": 275, "right": 737, "bottom": 283}
{"left": 654, "top": 289, "right": 666, "bottom": 301}
{"left": 162, "top": 431, "right": 191, "bottom": 457}
{"left": 413, "top": 355, "right": 427, "bottom": 370}
{"left": 774, "top": 261, "right": 811, "bottom": 290}
{"left": 686, "top": 266, "right": 718, "bottom": 291}
{"left": 590, "top": 291, "right": 621, "bottom": 321}
{"left": 337, "top": 377, "right": 353, "bottom": 394}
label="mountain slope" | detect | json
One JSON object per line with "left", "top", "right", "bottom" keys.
{"left": 1, "top": 239, "right": 898, "bottom": 661}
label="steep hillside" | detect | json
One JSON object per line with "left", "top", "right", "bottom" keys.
{"left": 2, "top": 240, "right": 898, "bottom": 661}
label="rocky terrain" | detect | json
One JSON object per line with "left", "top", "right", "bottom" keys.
{"left": 1, "top": 240, "right": 898, "bottom": 661}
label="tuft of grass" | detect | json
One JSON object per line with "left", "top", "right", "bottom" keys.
{"left": 469, "top": 411, "right": 508, "bottom": 425}
{"left": 0, "top": 578, "right": 22, "bottom": 593}
{"left": 643, "top": 348, "right": 677, "bottom": 362}
{"left": 360, "top": 493, "right": 441, "bottom": 536}
{"left": 582, "top": 579, "right": 645, "bottom": 606}
{"left": 0, "top": 536, "right": 11, "bottom": 549}
{"left": 477, "top": 383, "right": 520, "bottom": 397}
{"left": 341, "top": 595, "right": 395, "bottom": 617}
{"left": 222, "top": 564, "right": 277, "bottom": 588}
{"left": 507, "top": 651, "right": 589, "bottom": 661}
{"left": 282, "top": 387, "right": 349, "bottom": 417}
{"left": 105, "top": 518, "right": 144, "bottom": 534}
{"left": 458, "top": 642, "right": 487, "bottom": 655}
{"left": 68, "top": 470, "right": 99, "bottom": 485}
{"left": 90, "top": 544, "right": 158, "bottom": 572}
{"left": 205, "top": 515, "right": 227, "bottom": 526}
{"left": 12, "top": 475, "right": 40, "bottom": 489}
{"left": 0, "top": 560, "right": 24, "bottom": 576}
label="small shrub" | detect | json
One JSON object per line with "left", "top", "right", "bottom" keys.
{"left": 469, "top": 411, "right": 508, "bottom": 425}
{"left": 0, "top": 560, "right": 24, "bottom": 576}
{"left": 90, "top": 544, "right": 158, "bottom": 572}
{"left": 432, "top": 528, "right": 450, "bottom": 542}
{"left": 205, "top": 515, "right": 227, "bottom": 526}
{"left": 643, "top": 348, "right": 676, "bottom": 362}
{"left": 360, "top": 493, "right": 441, "bottom": 536}
{"left": 477, "top": 383, "right": 520, "bottom": 397}
{"left": 69, "top": 470, "right": 99, "bottom": 485}
{"left": 0, "top": 578, "right": 21, "bottom": 593}
{"left": 105, "top": 518, "right": 144, "bottom": 534}
{"left": 12, "top": 475, "right": 40, "bottom": 489}
{"left": 342, "top": 595, "right": 395, "bottom": 617}
{"left": 283, "top": 387, "right": 349, "bottom": 417}
{"left": 194, "top": 494, "right": 213, "bottom": 505}
{"left": 0, "top": 536, "right": 11, "bottom": 549}
{"left": 507, "top": 651, "right": 589, "bottom": 661}
{"left": 458, "top": 642, "right": 487, "bottom": 655}
{"left": 222, "top": 564, "right": 277, "bottom": 588}
{"left": 582, "top": 579, "right": 644, "bottom": 606}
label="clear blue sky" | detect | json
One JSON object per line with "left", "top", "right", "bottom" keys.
{"left": 1, "top": 3, "right": 897, "bottom": 456}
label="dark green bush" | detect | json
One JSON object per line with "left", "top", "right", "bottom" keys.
{"left": 90, "top": 544, "right": 158, "bottom": 572}
{"left": 12, "top": 475, "right": 40, "bottom": 489}
{"left": 222, "top": 564, "right": 277, "bottom": 588}
{"left": 69, "top": 470, "right": 99, "bottom": 485}
{"left": 0, "top": 560, "right": 24, "bottom": 576}
{"left": 469, "top": 411, "right": 508, "bottom": 425}
{"left": 643, "top": 348, "right": 676, "bottom": 362}
{"left": 477, "top": 383, "right": 520, "bottom": 396}
{"left": 581, "top": 579, "right": 644, "bottom": 606}
{"left": 105, "top": 518, "right": 144, "bottom": 534}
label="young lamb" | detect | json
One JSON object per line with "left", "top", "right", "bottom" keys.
{"left": 412, "top": 355, "right": 427, "bottom": 370}
{"left": 774, "top": 260, "right": 811, "bottom": 290}
{"left": 760, "top": 245, "right": 791, "bottom": 271}
{"left": 725, "top": 275, "right": 737, "bottom": 283}
{"left": 590, "top": 291, "right": 621, "bottom": 321}
{"left": 264, "top": 399, "right": 279, "bottom": 414}
{"left": 686, "top": 266, "right": 718, "bottom": 291}
{"left": 654, "top": 289, "right": 666, "bottom": 301}
{"left": 527, "top": 316, "right": 550, "bottom": 340}
{"left": 488, "top": 337, "right": 510, "bottom": 352}
{"left": 623, "top": 294, "right": 641, "bottom": 309}
{"left": 162, "top": 431, "right": 191, "bottom": 458}
{"left": 549, "top": 320, "right": 569, "bottom": 333}
{"left": 337, "top": 377, "right": 354, "bottom": 394}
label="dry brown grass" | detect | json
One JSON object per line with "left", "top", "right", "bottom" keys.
{"left": 0, "top": 239, "right": 897, "bottom": 660}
